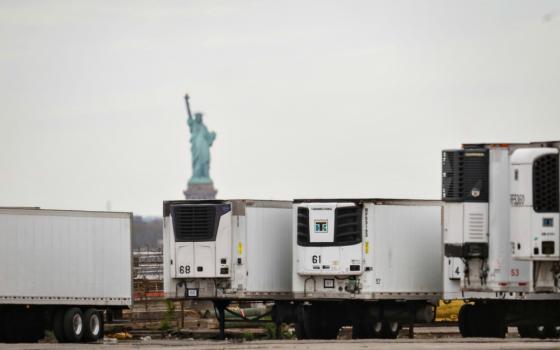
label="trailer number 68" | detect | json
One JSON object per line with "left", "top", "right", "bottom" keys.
{"left": 179, "top": 265, "right": 191, "bottom": 274}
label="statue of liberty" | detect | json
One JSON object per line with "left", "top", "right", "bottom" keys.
{"left": 184, "top": 94, "right": 216, "bottom": 184}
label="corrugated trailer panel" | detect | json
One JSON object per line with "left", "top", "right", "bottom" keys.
{"left": 368, "top": 204, "right": 442, "bottom": 293}
{"left": 0, "top": 209, "right": 132, "bottom": 306}
{"left": 245, "top": 206, "right": 292, "bottom": 292}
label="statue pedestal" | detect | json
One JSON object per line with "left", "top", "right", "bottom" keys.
{"left": 183, "top": 182, "right": 218, "bottom": 200}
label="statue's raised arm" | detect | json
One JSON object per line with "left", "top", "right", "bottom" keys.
{"left": 184, "top": 94, "right": 194, "bottom": 127}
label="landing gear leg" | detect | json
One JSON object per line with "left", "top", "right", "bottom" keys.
{"left": 213, "top": 300, "right": 230, "bottom": 340}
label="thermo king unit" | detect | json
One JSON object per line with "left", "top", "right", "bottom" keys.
{"left": 442, "top": 141, "right": 560, "bottom": 339}
{"left": 163, "top": 199, "right": 292, "bottom": 299}
{"left": 162, "top": 200, "right": 293, "bottom": 338}
{"left": 292, "top": 199, "right": 442, "bottom": 339}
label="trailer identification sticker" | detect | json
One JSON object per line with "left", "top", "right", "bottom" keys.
{"left": 314, "top": 220, "right": 328, "bottom": 233}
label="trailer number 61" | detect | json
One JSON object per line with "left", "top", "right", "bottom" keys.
{"left": 179, "top": 265, "right": 191, "bottom": 274}
{"left": 312, "top": 255, "right": 322, "bottom": 264}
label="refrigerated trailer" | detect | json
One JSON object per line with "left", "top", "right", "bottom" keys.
{"left": 442, "top": 141, "right": 560, "bottom": 338}
{"left": 292, "top": 199, "right": 443, "bottom": 339}
{"left": 0, "top": 207, "right": 132, "bottom": 343}
{"left": 163, "top": 200, "right": 294, "bottom": 339}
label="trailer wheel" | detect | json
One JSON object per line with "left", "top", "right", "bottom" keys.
{"left": 294, "top": 305, "right": 307, "bottom": 339}
{"left": 458, "top": 304, "right": 474, "bottom": 337}
{"left": 63, "top": 308, "right": 84, "bottom": 342}
{"left": 302, "top": 305, "right": 322, "bottom": 339}
{"left": 83, "top": 309, "right": 103, "bottom": 342}
{"left": 320, "top": 313, "right": 340, "bottom": 340}
{"left": 517, "top": 325, "right": 533, "bottom": 338}
{"left": 545, "top": 324, "right": 560, "bottom": 338}
{"left": 535, "top": 325, "right": 547, "bottom": 339}
{"left": 381, "top": 321, "right": 401, "bottom": 339}
{"left": 352, "top": 318, "right": 372, "bottom": 339}
{"left": 352, "top": 318, "right": 383, "bottom": 339}
{"left": 372, "top": 321, "right": 384, "bottom": 338}
{"left": 487, "top": 307, "right": 506, "bottom": 338}
{"left": 52, "top": 308, "right": 67, "bottom": 342}
{"left": 302, "top": 304, "right": 339, "bottom": 339}
{"left": 517, "top": 324, "right": 545, "bottom": 338}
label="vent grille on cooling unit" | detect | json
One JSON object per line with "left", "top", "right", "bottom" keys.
{"left": 442, "top": 149, "right": 489, "bottom": 202}
{"left": 334, "top": 206, "right": 362, "bottom": 245}
{"left": 533, "top": 154, "right": 559, "bottom": 213}
{"left": 171, "top": 205, "right": 219, "bottom": 242}
{"left": 296, "top": 207, "right": 310, "bottom": 245}
{"left": 466, "top": 212, "right": 485, "bottom": 241}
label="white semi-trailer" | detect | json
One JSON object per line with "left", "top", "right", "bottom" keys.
{"left": 163, "top": 200, "right": 293, "bottom": 339}
{"left": 0, "top": 207, "right": 132, "bottom": 343}
{"left": 292, "top": 199, "right": 442, "bottom": 339}
{"left": 442, "top": 141, "right": 560, "bottom": 338}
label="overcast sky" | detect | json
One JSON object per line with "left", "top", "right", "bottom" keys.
{"left": 1, "top": 1, "right": 559, "bottom": 216}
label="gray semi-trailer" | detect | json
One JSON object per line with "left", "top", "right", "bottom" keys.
{"left": 0, "top": 207, "right": 132, "bottom": 343}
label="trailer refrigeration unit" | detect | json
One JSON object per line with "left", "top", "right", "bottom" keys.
{"left": 0, "top": 207, "right": 132, "bottom": 343}
{"left": 292, "top": 199, "right": 442, "bottom": 339}
{"left": 163, "top": 200, "right": 293, "bottom": 339}
{"left": 442, "top": 141, "right": 560, "bottom": 338}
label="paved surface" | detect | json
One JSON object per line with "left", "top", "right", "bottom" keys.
{"left": 2, "top": 338, "right": 560, "bottom": 350}
{"left": 2, "top": 328, "right": 560, "bottom": 350}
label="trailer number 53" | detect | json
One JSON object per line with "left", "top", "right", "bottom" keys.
{"left": 179, "top": 265, "right": 191, "bottom": 274}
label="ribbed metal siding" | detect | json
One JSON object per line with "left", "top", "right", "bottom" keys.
{"left": 442, "top": 149, "right": 489, "bottom": 202}
{"left": 533, "top": 154, "right": 559, "bottom": 213}
{"left": 171, "top": 205, "right": 219, "bottom": 242}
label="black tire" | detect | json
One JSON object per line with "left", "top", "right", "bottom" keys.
{"left": 488, "top": 308, "right": 506, "bottom": 338}
{"left": 83, "top": 309, "right": 103, "bottom": 342}
{"left": 53, "top": 308, "right": 66, "bottom": 342}
{"left": 321, "top": 313, "right": 340, "bottom": 340}
{"left": 458, "top": 304, "right": 474, "bottom": 337}
{"left": 372, "top": 320, "right": 384, "bottom": 338}
{"left": 535, "top": 325, "right": 547, "bottom": 339}
{"left": 62, "top": 308, "right": 84, "bottom": 342}
{"left": 352, "top": 317, "right": 375, "bottom": 339}
{"left": 381, "top": 321, "right": 401, "bottom": 339}
{"left": 294, "top": 305, "right": 306, "bottom": 339}
{"left": 302, "top": 305, "right": 339, "bottom": 339}
{"left": 545, "top": 324, "right": 560, "bottom": 339}
{"left": 351, "top": 319, "right": 363, "bottom": 339}
{"left": 517, "top": 325, "right": 533, "bottom": 338}
{"left": 302, "top": 306, "right": 321, "bottom": 339}
{"left": 518, "top": 324, "right": 546, "bottom": 339}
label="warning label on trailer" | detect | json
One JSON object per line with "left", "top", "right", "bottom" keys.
{"left": 510, "top": 194, "right": 525, "bottom": 207}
